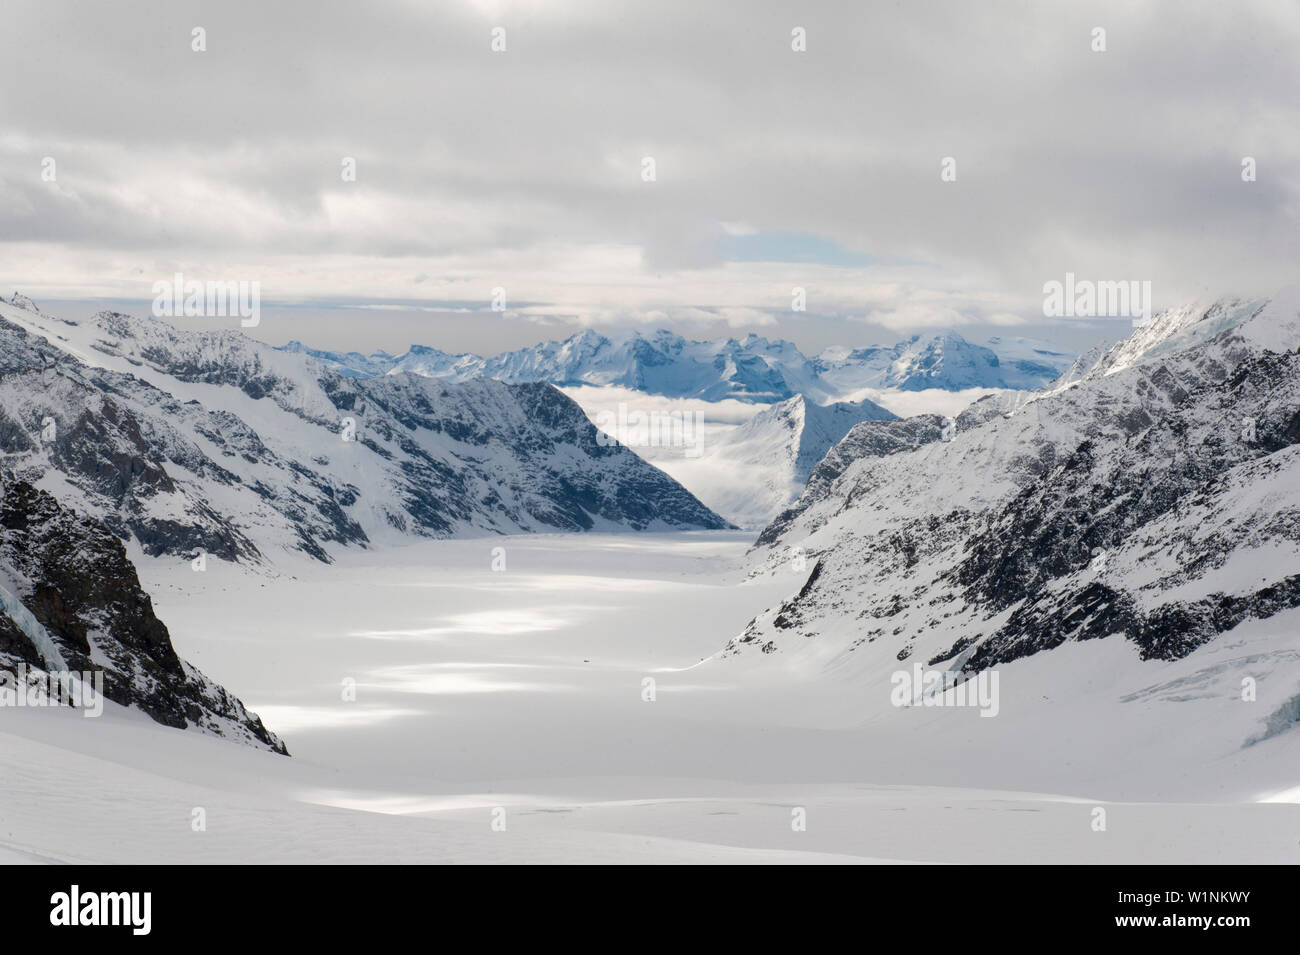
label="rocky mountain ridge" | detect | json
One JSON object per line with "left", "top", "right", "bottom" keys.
{"left": 730, "top": 292, "right": 1300, "bottom": 718}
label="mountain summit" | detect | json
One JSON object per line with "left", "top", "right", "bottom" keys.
{"left": 278, "top": 328, "right": 1076, "bottom": 402}
{"left": 733, "top": 292, "right": 1300, "bottom": 729}
{"left": 0, "top": 298, "right": 731, "bottom": 568}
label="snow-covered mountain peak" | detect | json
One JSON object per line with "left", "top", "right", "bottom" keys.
{"left": 730, "top": 287, "right": 1300, "bottom": 737}
{"left": 1084, "top": 296, "right": 1268, "bottom": 380}
{"left": 276, "top": 327, "right": 1076, "bottom": 402}
{"left": 6, "top": 292, "right": 43, "bottom": 314}
{"left": 0, "top": 302, "right": 731, "bottom": 569}
{"left": 279, "top": 340, "right": 398, "bottom": 378}
{"left": 813, "top": 330, "right": 1073, "bottom": 394}
{"left": 685, "top": 393, "right": 897, "bottom": 529}
{"left": 1232, "top": 286, "right": 1300, "bottom": 353}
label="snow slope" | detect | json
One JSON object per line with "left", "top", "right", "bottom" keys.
{"left": 694, "top": 395, "right": 897, "bottom": 527}
{"left": 3, "top": 531, "right": 1296, "bottom": 864}
{"left": 562, "top": 387, "right": 896, "bottom": 528}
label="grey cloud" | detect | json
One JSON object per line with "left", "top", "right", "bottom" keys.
{"left": 1, "top": 0, "right": 1296, "bottom": 351}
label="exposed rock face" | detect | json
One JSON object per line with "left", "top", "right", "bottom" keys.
{"left": 0, "top": 301, "right": 729, "bottom": 568}
{"left": 733, "top": 294, "right": 1300, "bottom": 683}
{"left": 948, "top": 344, "right": 1300, "bottom": 669}
{"left": 0, "top": 475, "right": 286, "bottom": 753}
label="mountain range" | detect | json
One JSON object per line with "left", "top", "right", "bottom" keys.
{"left": 279, "top": 328, "right": 1077, "bottom": 403}
{"left": 9, "top": 287, "right": 1294, "bottom": 764}
{"left": 0, "top": 298, "right": 729, "bottom": 570}
{"left": 730, "top": 293, "right": 1300, "bottom": 754}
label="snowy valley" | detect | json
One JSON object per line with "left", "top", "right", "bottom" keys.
{"left": 2, "top": 293, "right": 1299, "bottom": 864}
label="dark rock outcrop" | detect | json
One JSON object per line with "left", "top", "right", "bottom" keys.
{"left": 0, "top": 475, "right": 286, "bottom": 753}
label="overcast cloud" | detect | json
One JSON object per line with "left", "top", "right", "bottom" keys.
{"left": 1, "top": 0, "right": 1296, "bottom": 353}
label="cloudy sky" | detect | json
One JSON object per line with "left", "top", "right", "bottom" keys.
{"left": 2, "top": 0, "right": 1297, "bottom": 355}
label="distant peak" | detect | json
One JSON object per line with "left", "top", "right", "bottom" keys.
{"left": 8, "top": 292, "right": 40, "bottom": 312}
